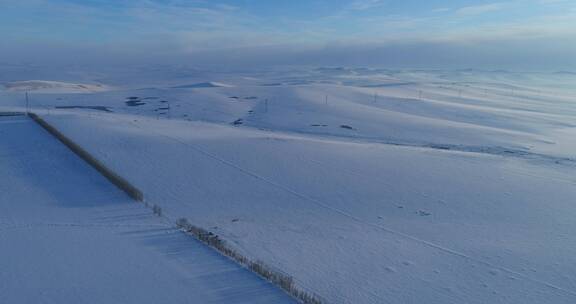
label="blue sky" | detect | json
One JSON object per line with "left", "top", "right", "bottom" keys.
{"left": 1, "top": 0, "right": 575, "bottom": 69}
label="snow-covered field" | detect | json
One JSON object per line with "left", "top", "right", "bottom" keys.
{"left": 2, "top": 67, "right": 576, "bottom": 303}
{"left": 3, "top": 80, "right": 108, "bottom": 93}
{"left": 0, "top": 114, "right": 295, "bottom": 304}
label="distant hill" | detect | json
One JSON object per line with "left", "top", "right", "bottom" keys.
{"left": 2, "top": 80, "right": 108, "bottom": 93}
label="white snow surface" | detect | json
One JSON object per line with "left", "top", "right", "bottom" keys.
{"left": 172, "top": 82, "right": 234, "bottom": 89}
{"left": 0, "top": 115, "right": 295, "bottom": 304}
{"left": 2, "top": 67, "right": 576, "bottom": 303}
{"left": 2, "top": 80, "right": 108, "bottom": 93}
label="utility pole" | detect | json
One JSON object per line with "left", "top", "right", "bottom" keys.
{"left": 373, "top": 93, "right": 378, "bottom": 103}
{"left": 25, "top": 91, "right": 30, "bottom": 115}
{"left": 325, "top": 95, "right": 328, "bottom": 106}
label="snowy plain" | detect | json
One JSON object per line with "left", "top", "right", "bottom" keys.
{"left": 0, "top": 114, "right": 295, "bottom": 304}
{"left": 2, "top": 66, "right": 576, "bottom": 303}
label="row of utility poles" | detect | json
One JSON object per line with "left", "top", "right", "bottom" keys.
{"left": 22, "top": 85, "right": 539, "bottom": 121}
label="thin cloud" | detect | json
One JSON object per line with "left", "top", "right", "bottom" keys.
{"left": 349, "top": 0, "right": 387, "bottom": 11}
{"left": 456, "top": 3, "right": 508, "bottom": 16}
{"left": 1, "top": 0, "right": 575, "bottom": 71}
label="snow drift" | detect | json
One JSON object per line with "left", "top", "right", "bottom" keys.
{"left": 171, "top": 82, "right": 234, "bottom": 89}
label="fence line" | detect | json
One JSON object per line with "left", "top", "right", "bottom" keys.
{"left": 175, "top": 218, "right": 326, "bottom": 304}
{"left": 27, "top": 112, "right": 327, "bottom": 304}
{"left": 28, "top": 113, "right": 144, "bottom": 202}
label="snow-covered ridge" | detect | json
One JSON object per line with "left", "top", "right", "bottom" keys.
{"left": 2, "top": 80, "right": 108, "bottom": 93}
{"left": 171, "top": 81, "right": 234, "bottom": 89}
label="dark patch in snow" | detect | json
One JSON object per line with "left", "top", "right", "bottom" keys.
{"left": 126, "top": 101, "right": 146, "bottom": 107}
{"left": 125, "top": 97, "right": 146, "bottom": 107}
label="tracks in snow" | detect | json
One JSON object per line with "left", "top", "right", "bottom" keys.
{"left": 124, "top": 118, "right": 576, "bottom": 299}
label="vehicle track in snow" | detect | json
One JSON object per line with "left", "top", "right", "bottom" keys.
{"left": 121, "top": 117, "right": 576, "bottom": 299}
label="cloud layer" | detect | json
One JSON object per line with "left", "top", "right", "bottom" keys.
{"left": 1, "top": 0, "right": 575, "bottom": 70}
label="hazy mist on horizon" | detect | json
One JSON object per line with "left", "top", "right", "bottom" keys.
{"left": 1, "top": 0, "right": 575, "bottom": 71}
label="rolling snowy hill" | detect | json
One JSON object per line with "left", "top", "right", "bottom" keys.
{"left": 2, "top": 67, "right": 576, "bottom": 303}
